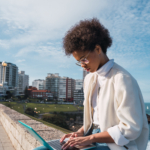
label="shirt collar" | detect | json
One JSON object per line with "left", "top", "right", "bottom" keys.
{"left": 96, "top": 59, "right": 114, "bottom": 77}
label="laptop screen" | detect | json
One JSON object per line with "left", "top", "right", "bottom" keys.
{"left": 18, "top": 121, "right": 53, "bottom": 150}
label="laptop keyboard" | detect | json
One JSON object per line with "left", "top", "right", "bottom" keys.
{"left": 47, "top": 139, "right": 65, "bottom": 150}
{"left": 47, "top": 140, "right": 79, "bottom": 150}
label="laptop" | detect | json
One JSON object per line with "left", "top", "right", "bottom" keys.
{"left": 18, "top": 121, "right": 96, "bottom": 150}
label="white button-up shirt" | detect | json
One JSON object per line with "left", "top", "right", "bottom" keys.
{"left": 91, "top": 59, "right": 129, "bottom": 146}
{"left": 92, "top": 59, "right": 114, "bottom": 125}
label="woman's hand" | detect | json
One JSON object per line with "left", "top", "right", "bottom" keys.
{"left": 60, "top": 131, "right": 84, "bottom": 143}
{"left": 61, "top": 136, "right": 93, "bottom": 150}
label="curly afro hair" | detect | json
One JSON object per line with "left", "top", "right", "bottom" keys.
{"left": 63, "top": 18, "right": 112, "bottom": 55}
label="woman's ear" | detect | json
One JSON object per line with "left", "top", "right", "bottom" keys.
{"left": 95, "top": 45, "right": 102, "bottom": 55}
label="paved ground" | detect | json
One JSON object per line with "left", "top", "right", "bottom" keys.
{"left": 0, "top": 122, "right": 15, "bottom": 150}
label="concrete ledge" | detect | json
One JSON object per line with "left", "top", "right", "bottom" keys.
{"left": 0, "top": 104, "right": 65, "bottom": 150}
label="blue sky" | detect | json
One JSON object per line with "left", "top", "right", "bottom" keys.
{"left": 0, "top": 0, "right": 150, "bottom": 102}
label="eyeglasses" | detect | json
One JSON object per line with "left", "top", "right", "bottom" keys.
{"left": 76, "top": 51, "right": 90, "bottom": 66}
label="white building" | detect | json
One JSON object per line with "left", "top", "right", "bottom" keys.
{"left": 45, "top": 73, "right": 60, "bottom": 99}
{"left": 0, "top": 86, "right": 7, "bottom": 100}
{"left": 83, "top": 69, "right": 89, "bottom": 80}
{"left": 0, "top": 61, "right": 19, "bottom": 96}
{"left": 74, "top": 88, "right": 84, "bottom": 105}
{"left": 75, "top": 79, "right": 83, "bottom": 90}
{"left": 18, "top": 71, "right": 29, "bottom": 94}
{"left": 0, "top": 62, "right": 18, "bottom": 88}
{"left": 32, "top": 79, "right": 45, "bottom": 90}
{"left": 58, "top": 77, "right": 66, "bottom": 101}
{"left": 73, "top": 79, "right": 84, "bottom": 105}
{"left": 58, "top": 77, "right": 75, "bottom": 102}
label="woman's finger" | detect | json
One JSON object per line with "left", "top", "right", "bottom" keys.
{"left": 71, "top": 142, "right": 78, "bottom": 147}
{"left": 62, "top": 140, "right": 72, "bottom": 150}
{"left": 70, "top": 132, "right": 75, "bottom": 138}
{"left": 60, "top": 133, "right": 71, "bottom": 142}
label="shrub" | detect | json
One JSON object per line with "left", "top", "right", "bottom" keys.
{"left": 42, "top": 114, "right": 69, "bottom": 129}
{"left": 5, "top": 103, "right": 12, "bottom": 108}
{"left": 25, "top": 107, "right": 34, "bottom": 116}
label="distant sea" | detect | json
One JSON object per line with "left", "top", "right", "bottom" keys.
{"left": 145, "top": 103, "right": 150, "bottom": 137}
{"left": 145, "top": 103, "right": 150, "bottom": 150}
{"left": 145, "top": 103, "right": 150, "bottom": 115}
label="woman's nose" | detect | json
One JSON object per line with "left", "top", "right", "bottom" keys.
{"left": 81, "top": 63, "right": 86, "bottom": 68}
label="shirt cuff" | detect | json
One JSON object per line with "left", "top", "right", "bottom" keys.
{"left": 107, "top": 125, "right": 129, "bottom": 146}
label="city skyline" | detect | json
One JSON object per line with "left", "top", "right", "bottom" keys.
{"left": 0, "top": 0, "right": 150, "bottom": 102}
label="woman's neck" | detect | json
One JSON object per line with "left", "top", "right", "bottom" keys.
{"left": 97, "top": 55, "right": 109, "bottom": 70}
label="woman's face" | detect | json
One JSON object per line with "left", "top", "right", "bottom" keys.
{"left": 72, "top": 46, "right": 102, "bottom": 73}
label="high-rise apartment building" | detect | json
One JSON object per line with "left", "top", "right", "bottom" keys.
{"left": 73, "top": 79, "right": 84, "bottom": 105}
{"left": 0, "top": 62, "right": 18, "bottom": 88}
{"left": 18, "top": 71, "right": 29, "bottom": 94}
{"left": 66, "top": 78, "right": 75, "bottom": 102}
{"left": 45, "top": 73, "right": 60, "bottom": 99}
{"left": 45, "top": 73, "right": 75, "bottom": 101}
{"left": 0, "top": 86, "right": 7, "bottom": 99}
{"left": 59, "top": 77, "right": 66, "bottom": 101}
{"left": 32, "top": 79, "right": 45, "bottom": 90}
{"left": 58, "top": 77, "right": 75, "bottom": 102}
{"left": 75, "top": 79, "right": 83, "bottom": 90}
{"left": 83, "top": 69, "right": 89, "bottom": 81}
{"left": 74, "top": 88, "right": 84, "bottom": 105}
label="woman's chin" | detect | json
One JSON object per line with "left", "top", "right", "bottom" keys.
{"left": 89, "top": 69, "right": 97, "bottom": 73}
{"left": 84, "top": 68, "right": 95, "bottom": 73}
{"left": 89, "top": 69, "right": 94, "bottom": 73}
{"left": 84, "top": 68, "right": 90, "bottom": 72}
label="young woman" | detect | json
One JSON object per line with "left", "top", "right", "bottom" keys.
{"left": 60, "top": 18, "right": 149, "bottom": 150}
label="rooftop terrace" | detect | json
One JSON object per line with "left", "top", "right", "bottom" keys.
{"left": 1, "top": 104, "right": 150, "bottom": 150}
{"left": 0, "top": 104, "right": 68, "bottom": 150}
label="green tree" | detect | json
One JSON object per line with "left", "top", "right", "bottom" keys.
{"left": 24, "top": 86, "right": 29, "bottom": 99}
{"left": 5, "top": 103, "right": 12, "bottom": 108}
{"left": 42, "top": 114, "right": 69, "bottom": 129}
{"left": 25, "top": 107, "right": 35, "bottom": 116}
{"left": 5, "top": 91, "right": 13, "bottom": 99}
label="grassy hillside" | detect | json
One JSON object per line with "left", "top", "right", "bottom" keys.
{"left": 0, "top": 102, "right": 83, "bottom": 114}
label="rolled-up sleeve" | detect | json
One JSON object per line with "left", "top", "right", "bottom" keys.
{"left": 108, "top": 74, "right": 143, "bottom": 145}
{"left": 107, "top": 125, "right": 129, "bottom": 146}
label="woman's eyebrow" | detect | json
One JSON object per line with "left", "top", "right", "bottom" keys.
{"left": 78, "top": 55, "right": 85, "bottom": 61}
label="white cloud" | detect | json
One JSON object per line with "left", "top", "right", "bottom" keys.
{"left": 16, "top": 59, "right": 25, "bottom": 63}
{"left": 79, "top": 68, "right": 84, "bottom": 71}
{"left": 0, "top": 40, "right": 10, "bottom": 49}
{"left": 107, "top": 47, "right": 150, "bottom": 69}
{"left": 0, "top": 0, "right": 149, "bottom": 69}
{"left": 14, "top": 44, "right": 75, "bottom": 69}
{"left": 137, "top": 79, "right": 150, "bottom": 102}
{"left": 0, "top": 0, "right": 107, "bottom": 46}
{"left": 0, "top": 0, "right": 150, "bottom": 102}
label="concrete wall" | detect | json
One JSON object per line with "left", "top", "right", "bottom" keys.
{"left": 0, "top": 104, "right": 64, "bottom": 150}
